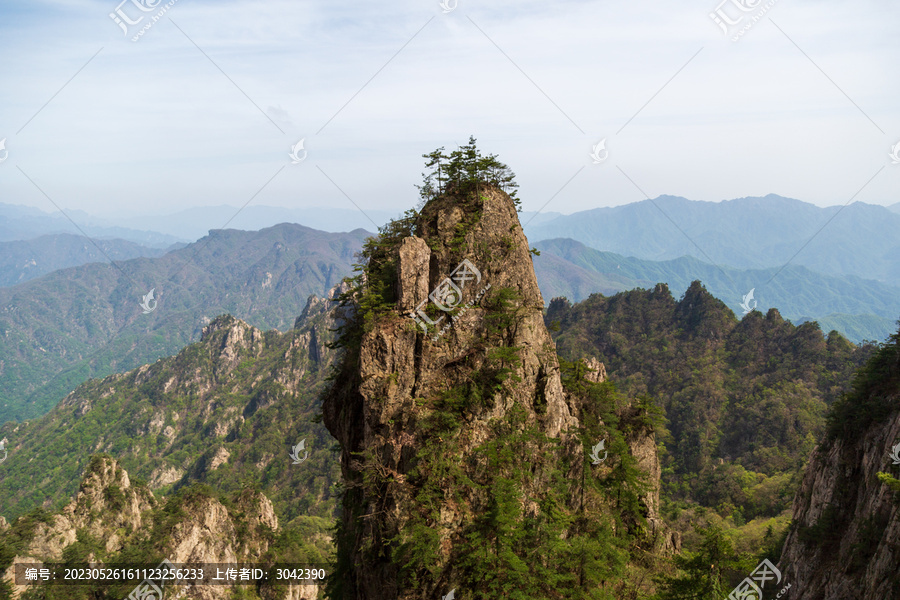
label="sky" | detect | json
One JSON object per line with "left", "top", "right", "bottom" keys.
{"left": 0, "top": 0, "right": 898, "bottom": 225}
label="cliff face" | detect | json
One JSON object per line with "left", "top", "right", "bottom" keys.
{"left": 778, "top": 410, "right": 900, "bottom": 598}
{"left": 388, "top": 186, "right": 577, "bottom": 438}
{"left": 324, "top": 185, "right": 666, "bottom": 598}
{"left": 778, "top": 335, "right": 900, "bottom": 599}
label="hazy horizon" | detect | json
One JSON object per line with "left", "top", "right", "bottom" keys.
{"left": 4, "top": 191, "right": 899, "bottom": 222}
{"left": 1, "top": 0, "right": 898, "bottom": 236}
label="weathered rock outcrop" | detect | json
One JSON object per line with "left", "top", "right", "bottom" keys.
{"left": 27, "top": 455, "right": 156, "bottom": 559}
{"left": 778, "top": 332, "right": 900, "bottom": 599}
{"left": 324, "top": 187, "right": 576, "bottom": 598}
{"left": 324, "top": 185, "right": 665, "bottom": 598}
{"left": 778, "top": 408, "right": 900, "bottom": 598}
{"left": 1, "top": 457, "right": 310, "bottom": 600}
{"left": 582, "top": 356, "right": 678, "bottom": 552}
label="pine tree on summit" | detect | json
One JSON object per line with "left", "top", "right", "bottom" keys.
{"left": 416, "top": 135, "right": 519, "bottom": 206}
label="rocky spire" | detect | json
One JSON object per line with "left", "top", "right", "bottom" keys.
{"left": 324, "top": 185, "right": 599, "bottom": 599}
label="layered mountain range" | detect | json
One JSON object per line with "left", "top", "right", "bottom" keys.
{"left": 0, "top": 224, "right": 366, "bottom": 423}
{"left": 3, "top": 220, "right": 897, "bottom": 427}
{"left": 1, "top": 181, "right": 899, "bottom": 598}
{"left": 526, "top": 194, "right": 900, "bottom": 285}
{"left": 0, "top": 234, "right": 176, "bottom": 288}
{"left": 4, "top": 192, "right": 900, "bottom": 426}
{"left": 533, "top": 237, "right": 900, "bottom": 343}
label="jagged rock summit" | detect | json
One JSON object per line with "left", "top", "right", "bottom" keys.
{"left": 324, "top": 184, "right": 660, "bottom": 599}
{"left": 390, "top": 185, "right": 580, "bottom": 437}
{"left": 1, "top": 456, "right": 301, "bottom": 600}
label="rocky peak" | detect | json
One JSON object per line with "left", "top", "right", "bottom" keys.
{"left": 3, "top": 457, "right": 290, "bottom": 600}
{"left": 389, "top": 186, "right": 578, "bottom": 434}
{"left": 202, "top": 315, "right": 264, "bottom": 360}
{"left": 165, "top": 488, "right": 277, "bottom": 565}
{"left": 415, "top": 186, "right": 546, "bottom": 309}
{"left": 27, "top": 455, "right": 156, "bottom": 559}
{"left": 323, "top": 184, "right": 657, "bottom": 598}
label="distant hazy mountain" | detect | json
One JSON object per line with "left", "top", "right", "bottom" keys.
{"left": 519, "top": 210, "right": 564, "bottom": 227}
{"left": 0, "top": 233, "right": 175, "bottom": 287}
{"left": 118, "top": 205, "right": 564, "bottom": 240}
{"left": 794, "top": 314, "right": 896, "bottom": 344}
{"left": 1, "top": 201, "right": 563, "bottom": 243}
{"left": 115, "top": 205, "right": 401, "bottom": 240}
{"left": 0, "top": 201, "right": 394, "bottom": 246}
{"left": 0, "top": 223, "right": 369, "bottom": 424}
{"left": 0, "top": 202, "right": 182, "bottom": 248}
{"left": 532, "top": 238, "right": 900, "bottom": 343}
{"left": 526, "top": 195, "right": 900, "bottom": 285}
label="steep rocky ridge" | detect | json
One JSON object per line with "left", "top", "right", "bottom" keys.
{"left": 26, "top": 455, "right": 156, "bottom": 560}
{"left": 0, "top": 289, "right": 342, "bottom": 530}
{"left": 324, "top": 185, "right": 667, "bottom": 598}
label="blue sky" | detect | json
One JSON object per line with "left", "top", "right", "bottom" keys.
{"left": 0, "top": 0, "right": 898, "bottom": 221}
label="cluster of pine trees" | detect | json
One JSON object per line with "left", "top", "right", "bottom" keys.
{"left": 416, "top": 136, "right": 519, "bottom": 205}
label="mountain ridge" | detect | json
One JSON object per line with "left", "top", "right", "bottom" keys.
{"left": 533, "top": 237, "right": 900, "bottom": 343}
{"left": 0, "top": 233, "right": 175, "bottom": 287}
{"left": 0, "top": 223, "right": 367, "bottom": 423}
{"left": 525, "top": 194, "right": 900, "bottom": 285}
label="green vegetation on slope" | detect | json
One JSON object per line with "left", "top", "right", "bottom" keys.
{"left": 533, "top": 237, "right": 900, "bottom": 344}
{"left": 0, "top": 307, "right": 340, "bottom": 528}
{"left": 0, "top": 224, "right": 367, "bottom": 424}
{"left": 826, "top": 324, "right": 900, "bottom": 444}
{"left": 546, "top": 281, "right": 873, "bottom": 524}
